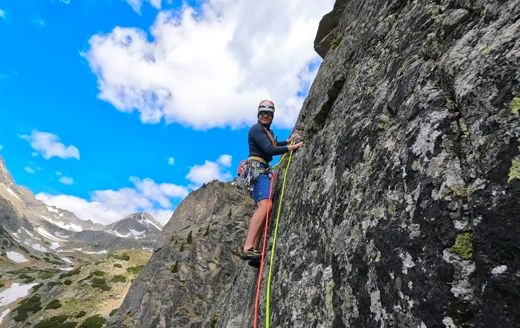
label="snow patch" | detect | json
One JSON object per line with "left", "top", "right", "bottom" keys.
{"left": 10, "top": 232, "right": 20, "bottom": 242}
{"left": 129, "top": 228, "right": 145, "bottom": 238}
{"left": 0, "top": 283, "right": 39, "bottom": 306}
{"left": 55, "top": 232, "right": 71, "bottom": 239}
{"left": 59, "top": 267, "right": 75, "bottom": 271}
{"left": 146, "top": 219, "right": 162, "bottom": 231}
{"left": 25, "top": 242, "right": 48, "bottom": 253}
{"left": 61, "top": 257, "right": 73, "bottom": 264}
{"left": 50, "top": 242, "right": 61, "bottom": 250}
{"left": 21, "top": 227, "right": 34, "bottom": 238}
{"left": 83, "top": 250, "right": 107, "bottom": 255}
{"left": 0, "top": 309, "right": 10, "bottom": 324}
{"left": 46, "top": 206, "right": 59, "bottom": 213}
{"left": 36, "top": 227, "right": 68, "bottom": 242}
{"left": 73, "top": 248, "right": 107, "bottom": 255}
{"left": 113, "top": 231, "right": 131, "bottom": 238}
{"left": 5, "top": 187, "right": 20, "bottom": 201}
{"left": 6, "top": 251, "right": 29, "bottom": 263}
{"left": 40, "top": 216, "right": 83, "bottom": 232}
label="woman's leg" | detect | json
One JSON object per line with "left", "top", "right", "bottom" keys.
{"left": 243, "top": 199, "right": 270, "bottom": 251}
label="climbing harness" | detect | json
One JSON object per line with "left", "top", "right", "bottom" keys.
{"left": 236, "top": 158, "right": 270, "bottom": 192}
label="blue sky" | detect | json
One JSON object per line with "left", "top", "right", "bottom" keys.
{"left": 0, "top": 0, "right": 334, "bottom": 224}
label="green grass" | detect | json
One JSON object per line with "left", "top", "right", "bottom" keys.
{"left": 38, "top": 270, "right": 58, "bottom": 280}
{"left": 78, "top": 315, "right": 106, "bottom": 328}
{"left": 170, "top": 261, "right": 178, "bottom": 274}
{"left": 126, "top": 265, "right": 144, "bottom": 274}
{"left": 45, "top": 299, "right": 63, "bottom": 309}
{"left": 34, "top": 315, "right": 77, "bottom": 328}
{"left": 19, "top": 273, "right": 35, "bottom": 283}
{"left": 92, "top": 270, "right": 105, "bottom": 276}
{"left": 59, "top": 268, "right": 81, "bottom": 279}
{"left": 112, "top": 253, "right": 130, "bottom": 261}
{"left": 91, "top": 277, "right": 111, "bottom": 291}
{"left": 111, "top": 275, "right": 127, "bottom": 283}
{"left": 13, "top": 294, "right": 42, "bottom": 321}
{"left": 75, "top": 311, "right": 87, "bottom": 318}
{"left": 63, "top": 279, "right": 73, "bottom": 285}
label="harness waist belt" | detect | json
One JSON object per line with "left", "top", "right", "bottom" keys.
{"left": 249, "top": 156, "right": 268, "bottom": 165}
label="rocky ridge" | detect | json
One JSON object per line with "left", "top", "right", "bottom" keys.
{"left": 108, "top": 181, "right": 256, "bottom": 328}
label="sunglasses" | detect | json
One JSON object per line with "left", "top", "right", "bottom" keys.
{"left": 258, "top": 111, "right": 274, "bottom": 118}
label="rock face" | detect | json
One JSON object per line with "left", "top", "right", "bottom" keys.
{"left": 270, "top": 0, "right": 519, "bottom": 327}
{"left": 111, "top": 1, "right": 520, "bottom": 327}
{"left": 108, "top": 181, "right": 256, "bottom": 328}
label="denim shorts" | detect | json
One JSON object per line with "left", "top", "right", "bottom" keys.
{"left": 251, "top": 172, "right": 271, "bottom": 204}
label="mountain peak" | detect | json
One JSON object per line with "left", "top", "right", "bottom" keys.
{"left": 0, "top": 156, "right": 15, "bottom": 185}
{"left": 104, "top": 212, "right": 162, "bottom": 240}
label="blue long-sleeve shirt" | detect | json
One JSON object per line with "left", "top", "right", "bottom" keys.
{"left": 248, "top": 122, "right": 289, "bottom": 164}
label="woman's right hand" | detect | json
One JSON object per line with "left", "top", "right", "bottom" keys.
{"left": 288, "top": 142, "right": 303, "bottom": 152}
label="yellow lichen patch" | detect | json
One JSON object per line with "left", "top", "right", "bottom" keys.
{"left": 325, "top": 280, "right": 335, "bottom": 319}
{"left": 508, "top": 157, "right": 520, "bottom": 183}
{"left": 451, "top": 232, "right": 473, "bottom": 260}
{"left": 511, "top": 96, "right": 520, "bottom": 115}
{"left": 447, "top": 184, "right": 472, "bottom": 198}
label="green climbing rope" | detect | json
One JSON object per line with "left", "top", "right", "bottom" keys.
{"left": 265, "top": 150, "right": 293, "bottom": 328}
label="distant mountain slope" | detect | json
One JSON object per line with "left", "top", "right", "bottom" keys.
{"left": 0, "top": 157, "right": 161, "bottom": 257}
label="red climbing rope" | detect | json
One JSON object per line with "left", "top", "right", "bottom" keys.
{"left": 253, "top": 171, "right": 277, "bottom": 328}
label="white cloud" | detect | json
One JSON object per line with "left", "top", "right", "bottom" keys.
{"left": 85, "top": 0, "right": 334, "bottom": 129}
{"left": 21, "top": 130, "right": 80, "bottom": 160}
{"left": 24, "top": 166, "right": 35, "bottom": 174}
{"left": 59, "top": 176, "right": 74, "bottom": 185}
{"left": 186, "top": 155, "right": 232, "bottom": 187}
{"left": 217, "top": 154, "right": 232, "bottom": 167}
{"left": 126, "top": 0, "right": 162, "bottom": 14}
{"left": 36, "top": 176, "right": 189, "bottom": 225}
{"left": 167, "top": 156, "right": 175, "bottom": 166}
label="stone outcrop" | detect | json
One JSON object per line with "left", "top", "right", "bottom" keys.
{"left": 108, "top": 181, "right": 256, "bottom": 328}
{"left": 111, "top": 0, "right": 520, "bottom": 327}
{"left": 314, "top": 0, "right": 348, "bottom": 58}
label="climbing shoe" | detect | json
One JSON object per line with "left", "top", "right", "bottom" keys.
{"left": 240, "top": 248, "right": 261, "bottom": 260}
